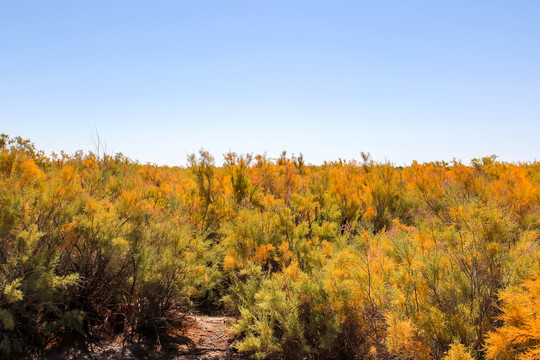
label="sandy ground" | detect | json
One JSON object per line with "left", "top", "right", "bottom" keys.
{"left": 43, "top": 314, "right": 239, "bottom": 360}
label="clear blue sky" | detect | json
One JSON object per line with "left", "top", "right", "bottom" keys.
{"left": 1, "top": 1, "right": 539, "bottom": 166}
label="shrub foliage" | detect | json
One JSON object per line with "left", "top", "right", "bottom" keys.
{"left": 0, "top": 134, "right": 538, "bottom": 359}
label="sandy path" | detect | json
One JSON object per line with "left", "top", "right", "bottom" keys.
{"left": 44, "top": 314, "right": 239, "bottom": 360}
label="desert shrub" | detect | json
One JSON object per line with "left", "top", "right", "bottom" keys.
{"left": 443, "top": 340, "right": 474, "bottom": 360}
{"left": 2, "top": 135, "right": 540, "bottom": 360}
{"left": 484, "top": 270, "right": 540, "bottom": 360}
{"left": 227, "top": 262, "right": 340, "bottom": 360}
{"left": 0, "top": 136, "right": 215, "bottom": 356}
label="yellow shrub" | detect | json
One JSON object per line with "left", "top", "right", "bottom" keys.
{"left": 443, "top": 341, "right": 474, "bottom": 360}
{"left": 485, "top": 271, "right": 540, "bottom": 360}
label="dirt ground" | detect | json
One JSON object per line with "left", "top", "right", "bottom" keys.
{"left": 43, "top": 314, "right": 239, "bottom": 360}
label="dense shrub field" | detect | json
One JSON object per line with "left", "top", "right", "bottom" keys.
{"left": 0, "top": 134, "right": 538, "bottom": 359}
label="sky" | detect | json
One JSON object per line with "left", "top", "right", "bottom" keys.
{"left": 1, "top": 1, "right": 539, "bottom": 166}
